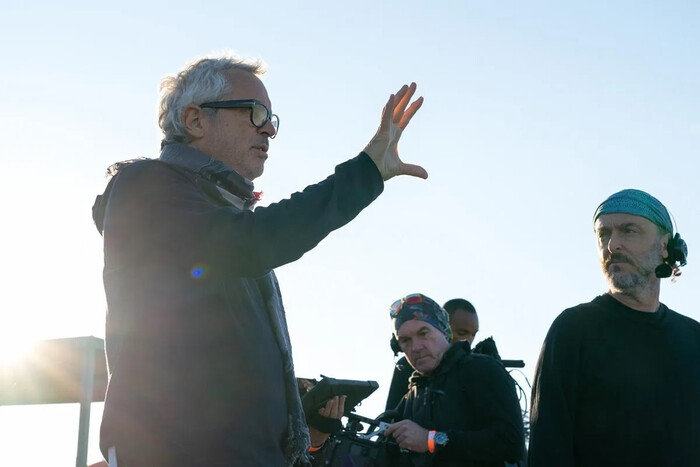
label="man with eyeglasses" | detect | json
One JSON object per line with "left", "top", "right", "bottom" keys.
{"left": 383, "top": 293, "right": 525, "bottom": 466}
{"left": 92, "top": 55, "right": 427, "bottom": 466}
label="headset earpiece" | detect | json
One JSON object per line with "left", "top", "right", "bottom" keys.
{"left": 390, "top": 335, "right": 402, "bottom": 356}
{"left": 667, "top": 233, "right": 688, "bottom": 267}
{"left": 656, "top": 232, "right": 688, "bottom": 278}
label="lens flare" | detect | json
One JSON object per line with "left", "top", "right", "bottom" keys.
{"left": 190, "top": 264, "right": 208, "bottom": 279}
{"left": 0, "top": 336, "right": 36, "bottom": 366}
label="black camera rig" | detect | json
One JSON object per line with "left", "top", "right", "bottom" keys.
{"left": 299, "top": 376, "right": 399, "bottom": 466}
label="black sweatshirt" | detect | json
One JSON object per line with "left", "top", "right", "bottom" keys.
{"left": 397, "top": 341, "right": 525, "bottom": 466}
{"left": 529, "top": 294, "right": 700, "bottom": 466}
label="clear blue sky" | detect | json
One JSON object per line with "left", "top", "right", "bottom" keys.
{"left": 1, "top": 1, "right": 699, "bottom": 464}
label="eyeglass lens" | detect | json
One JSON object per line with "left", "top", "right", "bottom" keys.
{"left": 252, "top": 103, "right": 279, "bottom": 132}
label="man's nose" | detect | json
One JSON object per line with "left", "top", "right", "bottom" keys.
{"left": 259, "top": 119, "right": 276, "bottom": 138}
{"left": 410, "top": 339, "right": 424, "bottom": 353}
{"left": 607, "top": 232, "right": 622, "bottom": 253}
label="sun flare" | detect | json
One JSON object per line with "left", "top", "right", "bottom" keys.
{"left": 0, "top": 334, "right": 37, "bottom": 366}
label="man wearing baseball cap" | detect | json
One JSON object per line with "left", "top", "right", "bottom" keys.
{"left": 384, "top": 293, "right": 524, "bottom": 466}
{"left": 529, "top": 189, "right": 700, "bottom": 466}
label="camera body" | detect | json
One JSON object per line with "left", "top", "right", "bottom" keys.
{"left": 319, "top": 430, "right": 394, "bottom": 466}
{"left": 316, "top": 412, "right": 399, "bottom": 467}
{"left": 299, "top": 376, "right": 398, "bottom": 466}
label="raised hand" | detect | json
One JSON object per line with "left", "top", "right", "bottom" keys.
{"left": 363, "top": 83, "right": 427, "bottom": 181}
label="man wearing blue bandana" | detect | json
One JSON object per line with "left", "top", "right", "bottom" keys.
{"left": 384, "top": 293, "right": 524, "bottom": 466}
{"left": 529, "top": 189, "right": 700, "bottom": 466}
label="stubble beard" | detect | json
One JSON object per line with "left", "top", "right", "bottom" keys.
{"left": 602, "top": 239, "right": 663, "bottom": 295}
{"left": 410, "top": 354, "right": 435, "bottom": 376}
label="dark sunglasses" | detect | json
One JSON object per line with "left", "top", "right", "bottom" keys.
{"left": 390, "top": 293, "right": 425, "bottom": 318}
{"left": 200, "top": 99, "right": 279, "bottom": 138}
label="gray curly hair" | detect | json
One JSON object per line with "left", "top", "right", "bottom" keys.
{"left": 158, "top": 55, "right": 267, "bottom": 145}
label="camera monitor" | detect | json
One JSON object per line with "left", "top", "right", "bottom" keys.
{"left": 300, "top": 376, "right": 379, "bottom": 418}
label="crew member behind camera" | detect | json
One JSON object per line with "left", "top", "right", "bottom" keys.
{"left": 386, "top": 297, "right": 503, "bottom": 410}
{"left": 528, "top": 189, "right": 700, "bottom": 466}
{"left": 384, "top": 293, "right": 524, "bottom": 466}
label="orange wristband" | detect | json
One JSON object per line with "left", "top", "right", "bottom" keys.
{"left": 309, "top": 443, "right": 324, "bottom": 453}
{"left": 428, "top": 430, "right": 436, "bottom": 453}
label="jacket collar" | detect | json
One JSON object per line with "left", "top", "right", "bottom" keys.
{"left": 159, "top": 142, "right": 256, "bottom": 204}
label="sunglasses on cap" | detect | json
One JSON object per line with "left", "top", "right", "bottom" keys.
{"left": 200, "top": 99, "right": 280, "bottom": 138}
{"left": 390, "top": 294, "right": 425, "bottom": 318}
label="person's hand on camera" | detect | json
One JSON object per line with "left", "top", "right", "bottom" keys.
{"left": 309, "top": 395, "right": 346, "bottom": 448}
{"left": 363, "top": 83, "right": 427, "bottom": 182}
{"left": 384, "top": 419, "right": 430, "bottom": 453}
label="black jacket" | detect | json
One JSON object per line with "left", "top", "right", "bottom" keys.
{"left": 396, "top": 342, "right": 524, "bottom": 467}
{"left": 93, "top": 144, "right": 384, "bottom": 466}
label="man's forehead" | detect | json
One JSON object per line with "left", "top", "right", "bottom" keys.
{"left": 450, "top": 309, "right": 478, "bottom": 324}
{"left": 397, "top": 320, "right": 437, "bottom": 337}
{"left": 594, "top": 212, "right": 655, "bottom": 230}
{"left": 223, "top": 70, "right": 271, "bottom": 103}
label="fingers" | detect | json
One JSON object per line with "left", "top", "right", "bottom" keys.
{"left": 386, "top": 422, "right": 411, "bottom": 448}
{"left": 402, "top": 162, "right": 429, "bottom": 180}
{"left": 380, "top": 93, "right": 396, "bottom": 133}
{"left": 384, "top": 422, "right": 399, "bottom": 438}
{"left": 399, "top": 96, "right": 423, "bottom": 129}
{"left": 377, "top": 82, "right": 422, "bottom": 137}
{"left": 328, "top": 395, "right": 345, "bottom": 419}
{"left": 385, "top": 421, "right": 428, "bottom": 453}
{"left": 335, "top": 395, "right": 346, "bottom": 418}
{"left": 384, "top": 419, "right": 408, "bottom": 438}
{"left": 317, "top": 397, "right": 334, "bottom": 417}
{"left": 364, "top": 82, "right": 424, "bottom": 181}
{"left": 317, "top": 399, "right": 331, "bottom": 417}
{"left": 392, "top": 84, "right": 412, "bottom": 123}
{"left": 317, "top": 395, "right": 346, "bottom": 420}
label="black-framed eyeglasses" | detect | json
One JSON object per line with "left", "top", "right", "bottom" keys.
{"left": 200, "top": 99, "right": 279, "bottom": 138}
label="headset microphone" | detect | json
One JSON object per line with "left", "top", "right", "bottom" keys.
{"left": 655, "top": 263, "right": 673, "bottom": 278}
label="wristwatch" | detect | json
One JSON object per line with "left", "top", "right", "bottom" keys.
{"left": 428, "top": 430, "right": 449, "bottom": 453}
{"left": 434, "top": 431, "right": 449, "bottom": 451}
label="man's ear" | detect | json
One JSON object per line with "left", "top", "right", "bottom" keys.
{"left": 661, "top": 232, "right": 671, "bottom": 260}
{"left": 182, "top": 104, "right": 207, "bottom": 140}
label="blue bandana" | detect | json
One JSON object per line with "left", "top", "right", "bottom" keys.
{"left": 390, "top": 293, "right": 452, "bottom": 343}
{"left": 593, "top": 189, "right": 673, "bottom": 234}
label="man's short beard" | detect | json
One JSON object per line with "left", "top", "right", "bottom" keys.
{"left": 606, "top": 265, "right": 653, "bottom": 292}
{"left": 602, "top": 238, "right": 663, "bottom": 293}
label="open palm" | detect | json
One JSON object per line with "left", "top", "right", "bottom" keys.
{"left": 364, "top": 83, "right": 427, "bottom": 181}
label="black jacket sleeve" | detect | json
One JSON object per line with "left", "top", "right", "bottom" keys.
{"left": 528, "top": 310, "right": 582, "bottom": 467}
{"left": 102, "top": 152, "right": 384, "bottom": 279}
